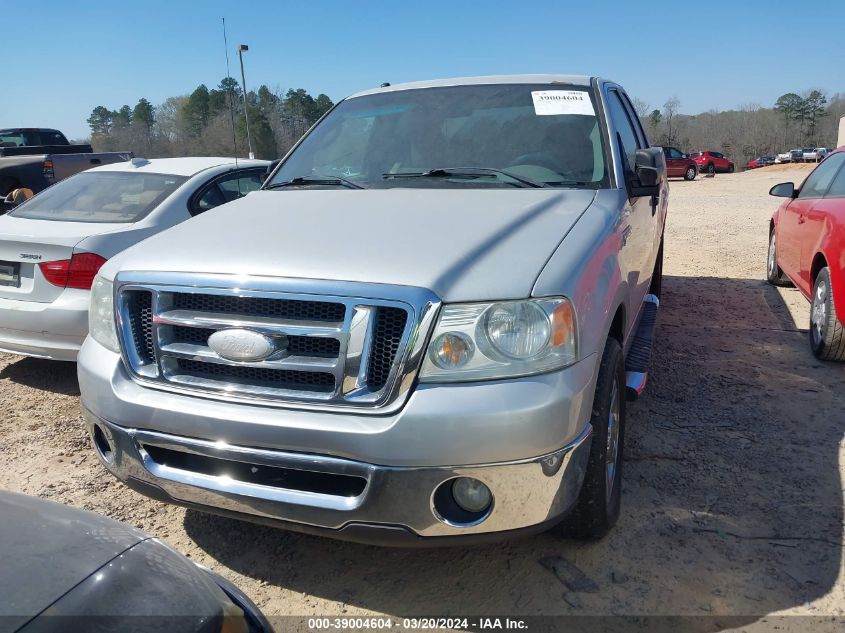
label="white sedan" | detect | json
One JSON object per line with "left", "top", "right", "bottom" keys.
{"left": 0, "top": 156, "right": 268, "bottom": 360}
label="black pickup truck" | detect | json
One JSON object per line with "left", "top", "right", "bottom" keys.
{"left": 0, "top": 127, "right": 132, "bottom": 197}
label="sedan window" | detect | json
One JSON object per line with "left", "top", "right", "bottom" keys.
{"left": 799, "top": 153, "right": 845, "bottom": 199}
{"left": 823, "top": 156, "right": 845, "bottom": 198}
{"left": 192, "top": 169, "right": 264, "bottom": 215}
{"left": 10, "top": 171, "right": 187, "bottom": 223}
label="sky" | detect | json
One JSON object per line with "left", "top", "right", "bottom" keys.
{"left": 3, "top": 0, "right": 843, "bottom": 139}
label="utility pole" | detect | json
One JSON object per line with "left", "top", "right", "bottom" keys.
{"left": 238, "top": 44, "right": 254, "bottom": 159}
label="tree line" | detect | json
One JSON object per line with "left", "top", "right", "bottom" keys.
{"left": 87, "top": 82, "right": 842, "bottom": 167}
{"left": 633, "top": 89, "right": 843, "bottom": 165}
{"left": 87, "top": 77, "right": 334, "bottom": 159}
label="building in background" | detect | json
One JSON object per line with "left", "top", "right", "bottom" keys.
{"left": 839, "top": 115, "right": 845, "bottom": 147}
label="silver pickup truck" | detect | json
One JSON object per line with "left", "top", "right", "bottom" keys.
{"left": 79, "top": 75, "right": 668, "bottom": 545}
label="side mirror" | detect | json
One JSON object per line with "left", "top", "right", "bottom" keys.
{"left": 769, "top": 182, "right": 796, "bottom": 198}
{"left": 629, "top": 147, "right": 665, "bottom": 197}
{"left": 262, "top": 159, "right": 281, "bottom": 183}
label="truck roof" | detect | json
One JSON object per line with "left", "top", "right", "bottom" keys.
{"left": 91, "top": 156, "right": 268, "bottom": 177}
{"left": 349, "top": 74, "right": 596, "bottom": 99}
{"left": 0, "top": 128, "right": 63, "bottom": 134}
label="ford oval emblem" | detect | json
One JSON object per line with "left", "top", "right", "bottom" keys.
{"left": 207, "top": 329, "right": 276, "bottom": 362}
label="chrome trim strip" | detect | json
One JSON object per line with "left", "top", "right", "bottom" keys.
{"left": 113, "top": 272, "right": 441, "bottom": 414}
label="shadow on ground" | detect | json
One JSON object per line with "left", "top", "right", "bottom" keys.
{"left": 0, "top": 357, "right": 79, "bottom": 396}
{"left": 173, "top": 275, "right": 842, "bottom": 624}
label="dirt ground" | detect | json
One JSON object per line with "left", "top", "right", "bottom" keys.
{"left": 1, "top": 163, "right": 843, "bottom": 629}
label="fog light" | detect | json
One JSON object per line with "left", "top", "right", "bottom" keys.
{"left": 451, "top": 477, "right": 492, "bottom": 513}
{"left": 92, "top": 424, "right": 113, "bottom": 464}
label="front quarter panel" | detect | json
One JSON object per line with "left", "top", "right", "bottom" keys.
{"left": 533, "top": 188, "right": 629, "bottom": 370}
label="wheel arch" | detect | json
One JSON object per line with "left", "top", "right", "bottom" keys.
{"left": 608, "top": 303, "right": 626, "bottom": 347}
{"left": 811, "top": 252, "right": 828, "bottom": 282}
{"left": 812, "top": 251, "right": 845, "bottom": 326}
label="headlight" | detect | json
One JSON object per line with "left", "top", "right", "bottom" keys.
{"left": 89, "top": 276, "right": 120, "bottom": 353}
{"left": 419, "top": 297, "right": 577, "bottom": 382}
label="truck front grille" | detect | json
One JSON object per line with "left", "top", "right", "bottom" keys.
{"left": 115, "top": 278, "right": 436, "bottom": 411}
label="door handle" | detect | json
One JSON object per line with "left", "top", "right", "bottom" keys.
{"left": 798, "top": 215, "right": 806, "bottom": 224}
{"left": 90, "top": 158, "right": 101, "bottom": 165}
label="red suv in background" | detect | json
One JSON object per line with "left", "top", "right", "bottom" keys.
{"left": 690, "top": 151, "right": 735, "bottom": 174}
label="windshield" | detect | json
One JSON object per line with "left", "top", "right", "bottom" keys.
{"left": 267, "top": 83, "right": 609, "bottom": 189}
{"left": 10, "top": 171, "right": 187, "bottom": 223}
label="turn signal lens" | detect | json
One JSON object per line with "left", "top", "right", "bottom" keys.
{"left": 430, "top": 332, "right": 474, "bottom": 369}
{"left": 550, "top": 300, "right": 576, "bottom": 348}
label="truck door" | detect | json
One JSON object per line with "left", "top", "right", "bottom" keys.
{"left": 604, "top": 88, "right": 658, "bottom": 326}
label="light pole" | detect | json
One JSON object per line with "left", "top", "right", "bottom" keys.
{"left": 238, "top": 44, "right": 254, "bottom": 159}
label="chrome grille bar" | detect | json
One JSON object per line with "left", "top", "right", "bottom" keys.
{"left": 113, "top": 273, "right": 441, "bottom": 413}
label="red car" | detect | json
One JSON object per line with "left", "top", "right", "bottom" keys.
{"left": 661, "top": 146, "right": 698, "bottom": 180}
{"left": 690, "top": 150, "right": 735, "bottom": 174}
{"left": 746, "top": 159, "right": 761, "bottom": 169}
{"left": 767, "top": 146, "right": 845, "bottom": 360}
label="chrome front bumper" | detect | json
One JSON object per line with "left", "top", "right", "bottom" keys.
{"left": 85, "top": 409, "right": 592, "bottom": 543}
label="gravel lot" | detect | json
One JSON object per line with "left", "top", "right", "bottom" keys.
{"left": 1, "top": 164, "right": 843, "bottom": 628}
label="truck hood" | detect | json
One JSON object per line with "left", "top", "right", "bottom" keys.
{"left": 106, "top": 189, "right": 596, "bottom": 302}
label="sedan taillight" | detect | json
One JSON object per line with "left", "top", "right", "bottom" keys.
{"left": 39, "top": 253, "right": 108, "bottom": 290}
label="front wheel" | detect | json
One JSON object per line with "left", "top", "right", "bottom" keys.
{"left": 766, "top": 230, "right": 791, "bottom": 286}
{"left": 556, "top": 338, "right": 625, "bottom": 539}
{"left": 727, "top": 163, "right": 735, "bottom": 173}
{"left": 684, "top": 166, "right": 697, "bottom": 181}
{"left": 809, "top": 267, "right": 845, "bottom": 361}
{"left": 707, "top": 163, "right": 716, "bottom": 176}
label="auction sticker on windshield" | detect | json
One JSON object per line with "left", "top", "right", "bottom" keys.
{"left": 531, "top": 90, "right": 595, "bottom": 116}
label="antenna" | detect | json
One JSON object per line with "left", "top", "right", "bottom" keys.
{"left": 222, "top": 17, "right": 239, "bottom": 169}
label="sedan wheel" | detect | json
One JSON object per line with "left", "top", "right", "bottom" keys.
{"left": 684, "top": 166, "right": 696, "bottom": 181}
{"left": 766, "top": 231, "right": 790, "bottom": 286}
{"left": 809, "top": 267, "right": 845, "bottom": 361}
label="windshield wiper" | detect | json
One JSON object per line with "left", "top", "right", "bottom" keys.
{"left": 383, "top": 167, "right": 548, "bottom": 188}
{"left": 265, "top": 175, "right": 365, "bottom": 190}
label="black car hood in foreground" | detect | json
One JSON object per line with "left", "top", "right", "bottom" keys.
{"left": 0, "top": 491, "right": 271, "bottom": 632}
{"left": 0, "top": 491, "right": 146, "bottom": 630}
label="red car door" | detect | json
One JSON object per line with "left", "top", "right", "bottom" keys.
{"left": 778, "top": 196, "right": 808, "bottom": 287}
{"left": 788, "top": 153, "right": 845, "bottom": 294}
{"left": 662, "top": 148, "right": 679, "bottom": 177}
{"left": 663, "top": 147, "right": 685, "bottom": 177}
{"left": 800, "top": 153, "right": 845, "bottom": 287}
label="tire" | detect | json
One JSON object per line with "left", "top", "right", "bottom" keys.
{"left": 683, "top": 166, "right": 697, "bottom": 181}
{"left": 707, "top": 163, "right": 716, "bottom": 175}
{"left": 649, "top": 238, "right": 663, "bottom": 299}
{"left": 727, "top": 163, "right": 735, "bottom": 173}
{"left": 556, "top": 338, "right": 625, "bottom": 540}
{"left": 766, "top": 230, "right": 791, "bottom": 286}
{"left": 809, "top": 267, "right": 845, "bottom": 361}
